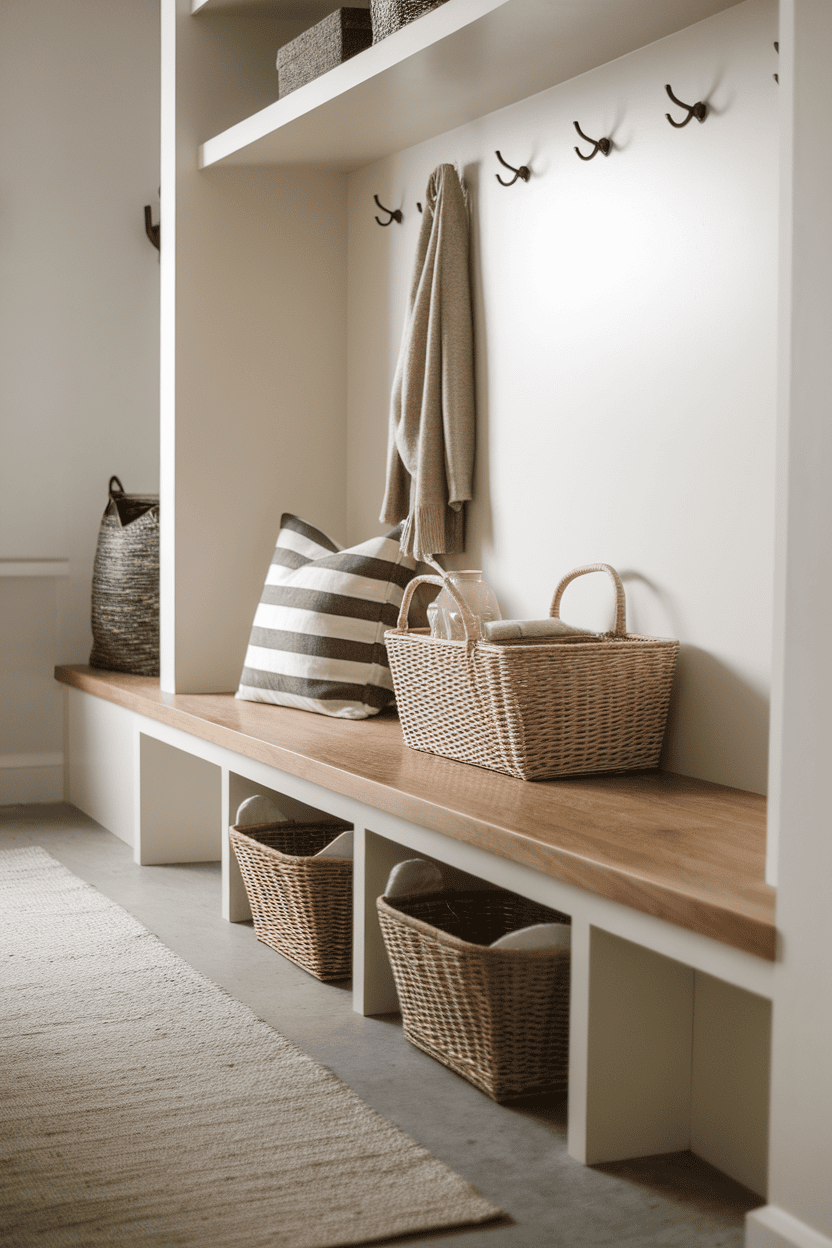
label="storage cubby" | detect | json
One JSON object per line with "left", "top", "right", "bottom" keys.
{"left": 138, "top": 734, "right": 222, "bottom": 864}
{"left": 225, "top": 769, "right": 348, "bottom": 921}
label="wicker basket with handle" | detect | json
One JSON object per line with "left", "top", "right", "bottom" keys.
{"left": 384, "top": 563, "right": 679, "bottom": 781}
{"left": 89, "top": 475, "right": 159, "bottom": 677}
{"left": 377, "top": 888, "right": 571, "bottom": 1101}
{"left": 229, "top": 819, "right": 353, "bottom": 981}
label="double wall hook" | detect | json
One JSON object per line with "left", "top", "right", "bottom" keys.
{"left": 495, "top": 150, "right": 530, "bottom": 186}
{"left": 374, "top": 195, "right": 402, "bottom": 226}
{"left": 573, "top": 122, "right": 610, "bottom": 160}
{"left": 664, "top": 84, "right": 708, "bottom": 127}
{"left": 144, "top": 204, "right": 160, "bottom": 250}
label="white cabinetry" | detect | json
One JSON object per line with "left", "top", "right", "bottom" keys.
{"left": 160, "top": 0, "right": 746, "bottom": 694}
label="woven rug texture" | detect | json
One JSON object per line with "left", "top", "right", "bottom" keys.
{"left": 0, "top": 846, "right": 501, "bottom": 1247}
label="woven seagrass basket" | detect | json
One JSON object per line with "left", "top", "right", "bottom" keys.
{"left": 89, "top": 475, "right": 159, "bottom": 677}
{"left": 229, "top": 819, "right": 353, "bottom": 981}
{"left": 277, "top": 8, "right": 372, "bottom": 97}
{"left": 377, "top": 888, "right": 571, "bottom": 1101}
{"left": 385, "top": 563, "right": 679, "bottom": 781}
{"left": 370, "top": 0, "right": 449, "bottom": 43}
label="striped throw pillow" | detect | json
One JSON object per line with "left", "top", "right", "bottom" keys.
{"left": 236, "top": 515, "right": 417, "bottom": 719}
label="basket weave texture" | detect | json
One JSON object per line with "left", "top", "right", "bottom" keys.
{"left": 370, "top": 0, "right": 449, "bottom": 42}
{"left": 229, "top": 819, "right": 353, "bottom": 981}
{"left": 90, "top": 476, "right": 159, "bottom": 677}
{"left": 377, "top": 889, "right": 571, "bottom": 1100}
{"left": 385, "top": 563, "right": 679, "bottom": 781}
{"left": 277, "top": 8, "right": 372, "bottom": 98}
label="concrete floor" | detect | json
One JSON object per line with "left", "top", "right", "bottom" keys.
{"left": 1, "top": 803, "right": 763, "bottom": 1247}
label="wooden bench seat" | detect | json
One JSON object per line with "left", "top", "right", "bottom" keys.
{"left": 55, "top": 664, "right": 774, "bottom": 962}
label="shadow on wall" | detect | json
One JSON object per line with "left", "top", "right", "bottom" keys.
{"left": 661, "top": 645, "right": 769, "bottom": 796}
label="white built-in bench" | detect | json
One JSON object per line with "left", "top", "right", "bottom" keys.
{"left": 56, "top": 663, "right": 775, "bottom": 1198}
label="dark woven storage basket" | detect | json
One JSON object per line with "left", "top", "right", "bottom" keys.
{"left": 229, "top": 819, "right": 353, "bottom": 981}
{"left": 90, "top": 476, "right": 159, "bottom": 677}
{"left": 385, "top": 563, "right": 679, "bottom": 781}
{"left": 277, "top": 8, "right": 372, "bottom": 98}
{"left": 370, "top": 0, "right": 449, "bottom": 43}
{"left": 377, "top": 888, "right": 571, "bottom": 1100}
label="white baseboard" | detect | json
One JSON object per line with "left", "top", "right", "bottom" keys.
{"left": 0, "top": 754, "right": 64, "bottom": 805}
{"left": 747, "top": 1206, "right": 832, "bottom": 1248}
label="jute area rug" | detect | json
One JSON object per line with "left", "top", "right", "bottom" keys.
{"left": 0, "top": 846, "right": 501, "bottom": 1247}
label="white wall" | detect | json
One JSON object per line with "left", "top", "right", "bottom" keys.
{"left": 0, "top": 0, "right": 160, "bottom": 801}
{"left": 347, "top": 0, "right": 778, "bottom": 795}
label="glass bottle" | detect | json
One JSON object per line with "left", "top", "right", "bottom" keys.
{"left": 428, "top": 571, "right": 502, "bottom": 640}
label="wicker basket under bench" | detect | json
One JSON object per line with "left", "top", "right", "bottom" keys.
{"left": 377, "top": 888, "right": 571, "bottom": 1101}
{"left": 229, "top": 819, "right": 353, "bottom": 981}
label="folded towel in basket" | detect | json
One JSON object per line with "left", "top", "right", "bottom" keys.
{"left": 482, "top": 618, "right": 595, "bottom": 642}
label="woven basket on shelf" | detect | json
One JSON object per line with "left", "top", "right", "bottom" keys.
{"left": 89, "top": 475, "right": 159, "bottom": 677}
{"left": 377, "top": 888, "right": 571, "bottom": 1101}
{"left": 229, "top": 819, "right": 353, "bottom": 981}
{"left": 370, "top": 0, "right": 449, "bottom": 43}
{"left": 384, "top": 563, "right": 679, "bottom": 781}
{"left": 277, "top": 8, "right": 372, "bottom": 98}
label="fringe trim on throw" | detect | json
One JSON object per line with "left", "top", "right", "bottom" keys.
{"left": 400, "top": 503, "right": 465, "bottom": 561}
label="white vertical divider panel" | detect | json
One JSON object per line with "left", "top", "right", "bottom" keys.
{"left": 690, "top": 972, "right": 771, "bottom": 1198}
{"left": 571, "top": 927, "right": 694, "bottom": 1165}
{"left": 64, "top": 688, "right": 136, "bottom": 847}
{"left": 161, "top": 0, "right": 349, "bottom": 693}
{"left": 353, "top": 828, "right": 415, "bottom": 1017}
{"left": 221, "top": 767, "right": 251, "bottom": 922}
{"left": 749, "top": 1, "right": 832, "bottom": 1244}
{"left": 136, "top": 734, "right": 222, "bottom": 864}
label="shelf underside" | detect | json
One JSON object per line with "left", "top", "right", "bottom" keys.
{"left": 199, "top": 0, "right": 744, "bottom": 171}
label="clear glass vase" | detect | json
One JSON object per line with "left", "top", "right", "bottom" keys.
{"left": 427, "top": 570, "right": 502, "bottom": 640}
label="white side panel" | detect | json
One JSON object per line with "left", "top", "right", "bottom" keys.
{"left": 690, "top": 972, "right": 771, "bottom": 1198}
{"left": 573, "top": 928, "right": 694, "bottom": 1164}
{"left": 137, "top": 734, "right": 222, "bottom": 864}
{"left": 747, "top": 1207, "right": 832, "bottom": 1248}
{"left": 65, "top": 688, "right": 135, "bottom": 845}
{"left": 762, "top": 0, "right": 832, "bottom": 1242}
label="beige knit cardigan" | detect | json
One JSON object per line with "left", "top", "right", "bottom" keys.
{"left": 379, "top": 164, "right": 475, "bottom": 560}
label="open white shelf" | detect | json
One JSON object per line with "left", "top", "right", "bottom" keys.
{"left": 198, "top": 0, "right": 743, "bottom": 172}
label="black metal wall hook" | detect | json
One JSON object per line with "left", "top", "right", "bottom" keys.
{"left": 774, "top": 41, "right": 779, "bottom": 83}
{"left": 374, "top": 195, "right": 402, "bottom": 226}
{"left": 144, "top": 205, "right": 160, "bottom": 250}
{"left": 573, "top": 122, "right": 610, "bottom": 160}
{"left": 495, "top": 151, "right": 531, "bottom": 186}
{"left": 664, "top": 84, "right": 708, "bottom": 127}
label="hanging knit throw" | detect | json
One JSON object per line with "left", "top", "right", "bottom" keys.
{"left": 380, "top": 163, "right": 475, "bottom": 560}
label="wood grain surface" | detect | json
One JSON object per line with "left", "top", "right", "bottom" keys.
{"left": 56, "top": 666, "right": 775, "bottom": 960}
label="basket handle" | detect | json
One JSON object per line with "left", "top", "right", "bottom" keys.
{"left": 549, "top": 563, "right": 627, "bottom": 637}
{"left": 108, "top": 475, "right": 125, "bottom": 500}
{"left": 395, "top": 574, "right": 483, "bottom": 642}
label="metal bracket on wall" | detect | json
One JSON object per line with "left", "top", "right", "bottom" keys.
{"left": 664, "top": 84, "right": 708, "bottom": 127}
{"left": 495, "top": 150, "right": 531, "bottom": 186}
{"left": 144, "top": 205, "right": 160, "bottom": 250}
{"left": 374, "top": 195, "right": 403, "bottom": 226}
{"left": 573, "top": 122, "right": 611, "bottom": 160}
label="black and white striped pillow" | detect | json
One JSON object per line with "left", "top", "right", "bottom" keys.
{"left": 236, "top": 515, "right": 417, "bottom": 719}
